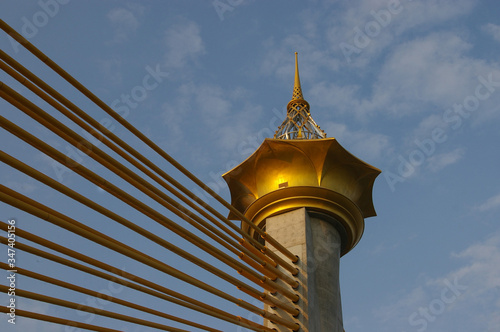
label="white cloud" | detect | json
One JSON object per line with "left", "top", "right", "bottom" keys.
{"left": 266, "top": 1, "right": 498, "bottom": 123}
{"left": 0, "top": 299, "right": 59, "bottom": 332}
{"left": 373, "top": 286, "right": 427, "bottom": 324}
{"left": 258, "top": 1, "right": 492, "bottom": 123}
{"left": 411, "top": 114, "right": 448, "bottom": 141}
{"left": 359, "top": 31, "right": 500, "bottom": 119}
{"left": 323, "top": 121, "right": 391, "bottom": 161}
{"left": 161, "top": 82, "right": 261, "bottom": 157}
{"left": 162, "top": 82, "right": 231, "bottom": 128}
{"left": 108, "top": 8, "right": 138, "bottom": 30}
{"left": 391, "top": 0, "right": 477, "bottom": 34}
{"left": 163, "top": 20, "right": 205, "bottom": 70}
{"left": 5, "top": 181, "right": 37, "bottom": 194}
{"left": 194, "top": 85, "right": 232, "bottom": 123}
{"left": 482, "top": 23, "right": 500, "bottom": 43}
{"left": 160, "top": 82, "right": 197, "bottom": 152}
{"left": 427, "top": 148, "right": 465, "bottom": 172}
{"left": 329, "top": 0, "right": 477, "bottom": 66}
{"left": 476, "top": 193, "right": 500, "bottom": 212}
{"left": 107, "top": 6, "right": 142, "bottom": 43}
{"left": 308, "top": 82, "right": 364, "bottom": 117}
{"left": 373, "top": 232, "right": 500, "bottom": 331}
{"left": 373, "top": 33, "right": 473, "bottom": 110}
{"left": 259, "top": 33, "right": 339, "bottom": 84}
{"left": 97, "top": 58, "right": 123, "bottom": 85}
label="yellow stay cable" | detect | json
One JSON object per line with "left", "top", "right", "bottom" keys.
{"left": 0, "top": 47, "right": 299, "bottom": 276}
{"left": 0, "top": 262, "right": 222, "bottom": 332}
{"left": 0, "top": 306, "right": 122, "bottom": 332}
{"left": 0, "top": 223, "right": 277, "bottom": 332}
{"left": 0, "top": 18, "right": 298, "bottom": 264}
{"left": 0, "top": 285, "right": 192, "bottom": 332}
{"left": 0, "top": 98, "right": 299, "bottom": 301}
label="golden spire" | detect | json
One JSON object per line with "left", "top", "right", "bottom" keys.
{"left": 274, "top": 52, "right": 326, "bottom": 140}
{"left": 292, "top": 52, "right": 304, "bottom": 100}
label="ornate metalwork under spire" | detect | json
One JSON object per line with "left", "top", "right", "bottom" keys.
{"left": 274, "top": 52, "right": 326, "bottom": 140}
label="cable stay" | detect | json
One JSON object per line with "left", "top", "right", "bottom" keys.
{"left": 0, "top": 19, "right": 301, "bottom": 331}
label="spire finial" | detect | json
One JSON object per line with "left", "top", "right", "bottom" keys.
{"left": 273, "top": 53, "right": 327, "bottom": 140}
{"left": 292, "top": 52, "right": 304, "bottom": 100}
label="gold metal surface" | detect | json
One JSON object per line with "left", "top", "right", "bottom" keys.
{"left": 290, "top": 52, "right": 305, "bottom": 101}
{"left": 223, "top": 138, "right": 381, "bottom": 255}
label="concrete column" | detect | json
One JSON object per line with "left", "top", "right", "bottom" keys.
{"left": 264, "top": 208, "right": 343, "bottom": 332}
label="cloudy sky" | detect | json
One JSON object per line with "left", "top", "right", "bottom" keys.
{"left": 1, "top": 0, "right": 500, "bottom": 331}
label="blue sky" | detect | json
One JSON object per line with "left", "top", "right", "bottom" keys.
{"left": 1, "top": 0, "right": 500, "bottom": 331}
